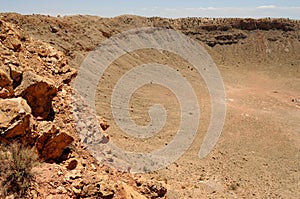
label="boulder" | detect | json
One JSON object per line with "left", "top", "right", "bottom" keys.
{"left": 50, "top": 25, "right": 59, "bottom": 33}
{"left": 98, "top": 116, "right": 110, "bottom": 131}
{"left": 140, "top": 180, "right": 167, "bottom": 198}
{"left": 9, "top": 63, "right": 24, "bottom": 86}
{"left": 15, "top": 71, "right": 57, "bottom": 120}
{"left": 0, "top": 66, "right": 14, "bottom": 98}
{"left": 79, "top": 171, "right": 116, "bottom": 198}
{"left": 35, "top": 121, "right": 74, "bottom": 161}
{"left": 3, "top": 35, "right": 22, "bottom": 51}
{"left": 121, "top": 182, "right": 147, "bottom": 199}
{"left": 81, "top": 181, "right": 116, "bottom": 198}
{"left": 0, "top": 97, "right": 31, "bottom": 139}
{"left": 0, "top": 66, "right": 12, "bottom": 88}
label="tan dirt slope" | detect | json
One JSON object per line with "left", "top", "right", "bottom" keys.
{"left": 1, "top": 13, "right": 300, "bottom": 198}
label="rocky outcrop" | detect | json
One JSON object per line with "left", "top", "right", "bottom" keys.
{"left": 0, "top": 97, "right": 31, "bottom": 140}
{"left": 15, "top": 71, "right": 57, "bottom": 120}
{"left": 234, "top": 18, "right": 295, "bottom": 31}
{"left": 0, "top": 66, "right": 12, "bottom": 88}
{"left": 0, "top": 65, "right": 14, "bottom": 98}
{"left": 0, "top": 18, "right": 168, "bottom": 199}
{"left": 79, "top": 171, "right": 116, "bottom": 198}
{"left": 0, "top": 20, "right": 22, "bottom": 52}
{"left": 139, "top": 180, "right": 167, "bottom": 199}
{"left": 121, "top": 182, "right": 147, "bottom": 199}
{"left": 35, "top": 122, "right": 74, "bottom": 161}
{"left": 1, "top": 13, "right": 299, "bottom": 69}
{"left": 1, "top": 13, "right": 299, "bottom": 199}
{"left": 0, "top": 19, "right": 75, "bottom": 162}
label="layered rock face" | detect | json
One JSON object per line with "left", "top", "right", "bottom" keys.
{"left": 1, "top": 14, "right": 299, "bottom": 71}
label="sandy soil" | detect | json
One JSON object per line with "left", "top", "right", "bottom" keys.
{"left": 1, "top": 13, "right": 299, "bottom": 198}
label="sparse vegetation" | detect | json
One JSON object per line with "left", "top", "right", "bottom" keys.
{"left": 0, "top": 142, "right": 39, "bottom": 198}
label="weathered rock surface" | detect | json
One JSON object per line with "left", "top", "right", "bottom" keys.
{"left": 35, "top": 122, "right": 74, "bottom": 161}
{"left": 0, "top": 20, "right": 22, "bottom": 52}
{"left": 0, "top": 13, "right": 299, "bottom": 199}
{"left": 0, "top": 65, "right": 14, "bottom": 98}
{"left": 0, "top": 17, "right": 168, "bottom": 199}
{"left": 139, "top": 180, "right": 167, "bottom": 199}
{"left": 0, "top": 19, "right": 75, "bottom": 161}
{"left": 0, "top": 97, "right": 31, "bottom": 139}
{"left": 0, "top": 66, "right": 12, "bottom": 88}
{"left": 121, "top": 182, "right": 147, "bottom": 199}
{"left": 0, "top": 87, "right": 12, "bottom": 98}
{"left": 1, "top": 14, "right": 299, "bottom": 70}
{"left": 15, "top": 71, "right": 57, "bottom": 120}
{"left": 98, "top": 116, "right": 110, "bottom": 131}
{"left": 3, "top": 35, "right": 22, "bottom": 51}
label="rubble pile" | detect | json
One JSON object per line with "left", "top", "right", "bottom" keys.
{"left": 0, "top": 19, "right": 167, "bottom": 198}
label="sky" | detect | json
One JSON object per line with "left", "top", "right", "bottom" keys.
{"left": 1, "top": 0, "right": 300, "bottom": 19}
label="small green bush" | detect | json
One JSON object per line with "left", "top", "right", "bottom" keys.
{"left": 0, "top": 142, "right": 39, "bottom": 198}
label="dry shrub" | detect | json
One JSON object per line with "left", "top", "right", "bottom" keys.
{"left": 0, "top": 142, "right": 39, "bottom": 198}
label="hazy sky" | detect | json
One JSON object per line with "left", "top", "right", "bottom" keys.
{"left": 1, "top": 0, "right": 299, "bottom": 19}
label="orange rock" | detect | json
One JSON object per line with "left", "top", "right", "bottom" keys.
{"left": 0, "top": 97, "right": 32, "bottom": 139}
{"left": 35, "top": 122, "right": 74, "bottom": 161}
{"left": 121, "top": 182, "right": 147, "bottom": 199}
{"left": 15, "top": 71, "right": 58, "bottom": 120}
